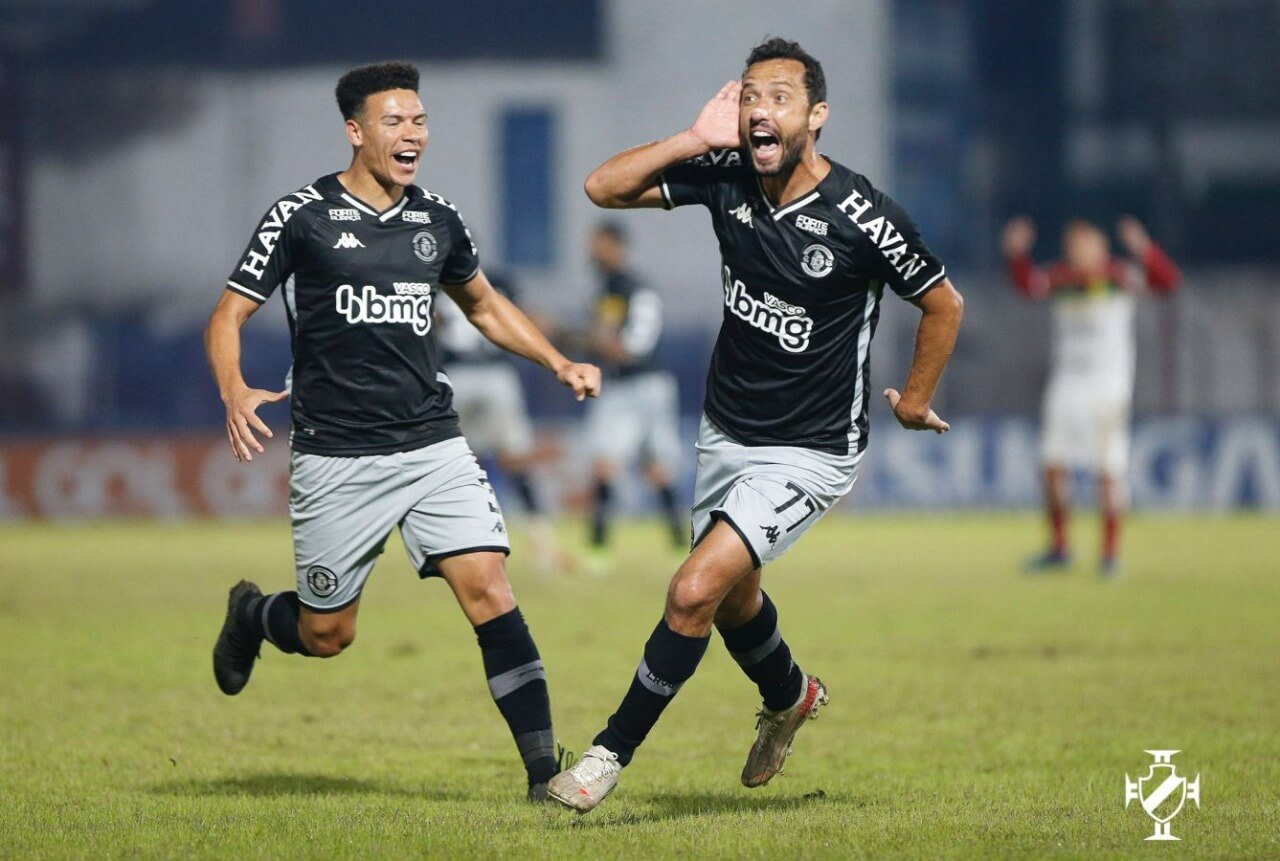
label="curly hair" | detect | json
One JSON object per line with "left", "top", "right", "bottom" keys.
{"left": 335, "top": 61, "right": 419, "bottom": 120}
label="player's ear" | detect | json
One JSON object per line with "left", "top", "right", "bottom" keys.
{"left": 344, "top": 117, "right": 363, "bottom": 148}
{"left": 808, "top": 101, "right": 829, "bottom": 137}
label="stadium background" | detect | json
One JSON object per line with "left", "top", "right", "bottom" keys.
{"left": 1, "top": 0, "right": 1277, "bottom": 517}
{"left": 2, "top": 2, "right": 1278, "bottom": 857}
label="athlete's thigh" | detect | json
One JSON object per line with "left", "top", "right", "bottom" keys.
{"left": 290, "top": 451, "right": 409, "bottom": 612}
{"left": 398, "top": 437, "right": 511, "bottom": 578}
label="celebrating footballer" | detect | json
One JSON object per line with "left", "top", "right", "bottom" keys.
{"left": 548, "top": 38, "right": 964, "bottom": 812}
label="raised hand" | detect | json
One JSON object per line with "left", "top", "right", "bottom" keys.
{"left": 1001, "top": 216, "right": 1036, "bottom": 259}
{"left": 1116, "top": 215, "right": 1152, "bottom": 256}
{"left": 884, "top": 388, "right": 950, "bottom": 434}
{"left": 689, "top": 81, "right": 743, "bottom": 150}
{"left": 225, "top": 386, "right": 288, "bottom": 462}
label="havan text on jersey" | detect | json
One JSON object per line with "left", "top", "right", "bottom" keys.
{"left": 239, "top": 185, "right": 323, "bottom": 279}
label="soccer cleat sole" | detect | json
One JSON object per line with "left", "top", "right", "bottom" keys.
{"left": 741, "top": 676, "right": 829, "bottom": 789}
{"left": 212, "top": 580, "right": 262, "bottom": 696}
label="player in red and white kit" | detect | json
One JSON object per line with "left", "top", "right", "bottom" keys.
{"left": 1002, "top": 216, "right": 1179, "bottom": 576}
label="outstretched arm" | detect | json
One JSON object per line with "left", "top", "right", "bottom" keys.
{"left": 584, "top": 81, "right": 743, "bottom": 209}
{"left": 1117, "top": 216, "right": 1180, "bottom": 294}
{"left": 445, "top": 269, "right": 601, "bottom": 401}
{"left": 205, "top": 291, "right": 288, "bottom": 462}
{"left": 884, "top": 280, "right": 965, "bottom": 433}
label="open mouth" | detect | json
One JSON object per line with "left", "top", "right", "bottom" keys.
{"left": 749, "top": 127, "right": 780, "bottom": 162}
{"left": 392, "top": 150, "right": 419, "bottom": 168}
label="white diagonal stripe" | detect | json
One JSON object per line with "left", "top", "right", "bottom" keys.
{"left": 487, "top": 660, "right": 546, "bottom": 700}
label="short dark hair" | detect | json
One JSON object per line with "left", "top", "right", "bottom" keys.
{"left": 335, "top": 61, "right": 419, "bottom": 120}
{"left": 744, "top": 37, "right": 827, "bottom": 108}
{"left": 594, "top": 220, "right": 627, "bottom": 244}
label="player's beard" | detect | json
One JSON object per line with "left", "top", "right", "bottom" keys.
{"left": 752, "top": 127, "right": 807, "bottom": 177}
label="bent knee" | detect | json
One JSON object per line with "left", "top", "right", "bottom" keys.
{"left": 666, "top": 568, "right": 721, "bottom": 621}
{"left": 299, "top": 625, "right": 355, "bottom": 658}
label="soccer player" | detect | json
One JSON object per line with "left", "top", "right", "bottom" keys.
{"left": 547, "top": 38, "right": 964, "bottom": 811}
{"left": 583, "top": 221, "right": 685, "bottom": 562}
{"left": 1002, "top": 215, "right": 1179, "bottom": 576}
{"left": 205, "top": 62, "right": 601, "bottom": 801}
{"left": 436, "top": 271, "right": 560, "bottom": 574}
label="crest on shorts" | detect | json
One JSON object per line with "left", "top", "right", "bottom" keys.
{"left": 412, "top": 230, "right": 439, "bottom": 264}
{"left": 306, "top": 565, "right": 339, "bottom": 598}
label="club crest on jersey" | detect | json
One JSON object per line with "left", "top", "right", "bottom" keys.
{"left": 412, "top": 230, "right": 439, "bottom": 264}
{"left": 722, "top": 266, "right": 813, "bottom": 353}
{"left": 335, "top": 283, "right": 434, "bottom": 335}
{"left": 801, "top": 244, "right": 835, "bottom": 278}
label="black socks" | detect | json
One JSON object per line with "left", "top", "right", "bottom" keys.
{"left": 717, "top": 591, "right": 804, "bottom": 712}
{"left": 590, "top": 479, "right": 612, "bottom": 546}
{"left": 241, "top": 591, "right": 312, "bottom": 656}
{"left": 509, "top": 472, "right": 542, "bottom": 516}
{"left": 593, "top": 618, "right": 710, "bottom": 766}
{"left": 655, "top": 483, "right": 685, "bottom": 548}
{"left": 475, "top": 608, "right": 557, "bottom": 786}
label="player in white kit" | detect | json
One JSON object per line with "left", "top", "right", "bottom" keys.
{"left": 1002, "top": 216, "right": 1179, "bottom": 575}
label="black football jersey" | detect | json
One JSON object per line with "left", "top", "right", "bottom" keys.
{"left": 659, "top": 151, "right": 947, "bottom": 455}
{"left": 224, "top": 173, "right": 480, "bottom": 456}
{"left": 593, "top": 270, "right": 663, "bottom": 377}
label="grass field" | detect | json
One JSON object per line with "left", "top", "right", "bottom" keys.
{"left": 1, "top": 513, "right": 1277, "bottom": 858}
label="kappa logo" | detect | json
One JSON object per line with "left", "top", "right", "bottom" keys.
{"left": 795, "top": 213, "right": 829, "bottom": 236}
{"left": 333, "top": 232, "right": 364, "bottom": 250}
{"left": 729, "top": 202, "right": 754, "bottom": 228}
{"left": 760, "top": 524, "right": 780, "bottom": 547}
{"left": 801, "top": 244, "right": 835, "bottom": 278}
{"left": 328, "top": 208, "right": 361, "bottom": 221}
{"left": 1125, "top": 750, "right": 1200, "bottom": 841}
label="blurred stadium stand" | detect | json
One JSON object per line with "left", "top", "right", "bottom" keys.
{"left": 1, "top": 0, "right": 1277, "bottom": 516}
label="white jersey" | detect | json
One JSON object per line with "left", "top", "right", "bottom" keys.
{"left": 1050, "top": 290, "right": 1136, "bottom": 393}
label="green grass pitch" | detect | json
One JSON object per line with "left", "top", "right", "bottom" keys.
{"left": 1, "top": 514, "right": 1277, "bottom": 858}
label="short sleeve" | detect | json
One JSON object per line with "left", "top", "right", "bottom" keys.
{"left": 225, "top": 195, "right": 311, "bottom": 304}
{"left": 439, "top": 207, "right": 481, "bottom": 285}
{"left": 850, "top": 191, "right": 947, "bottom": 300}
{"left": 658, "top": 149, "right": 744, "bottom": 210}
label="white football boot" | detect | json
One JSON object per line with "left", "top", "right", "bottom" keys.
{"left": 547, "top": 745, "right": 622, "bottom": 812}
{"left": 741, "top": 674, "right": 829, "bottom": 788}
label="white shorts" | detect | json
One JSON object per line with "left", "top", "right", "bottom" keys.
{"left": 289, "top": 437, "right": 509, "bottom": 612}
{"left": 445, "top": 363, "right": 534, "bottom": 459}
{"left": 1040, "top": 376, "right": 1132, "bottom": 475}
{"left": 585, "top": 370, "right": 682, "bottom": 473}
{"left": 691, "top": 415, "right": 861, "bottom": 568}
